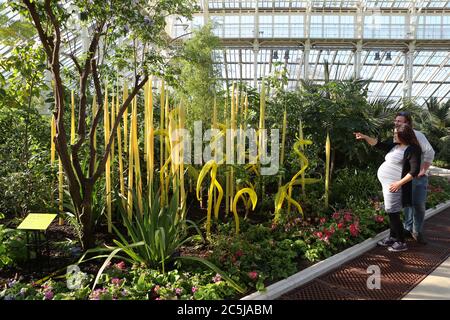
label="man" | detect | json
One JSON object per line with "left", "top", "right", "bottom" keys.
{"left": 394, "top": 111, "right": 435, "bottom": 244}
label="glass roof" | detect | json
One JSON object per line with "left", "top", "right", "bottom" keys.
{"left": 180, "top": 0, "right": 450, "bottom": 106}
{"left": 205, "top": 0, "right": 450, "bottom": 10}
{"left": 1, "top": 1, "right": 449, "bottom": 107}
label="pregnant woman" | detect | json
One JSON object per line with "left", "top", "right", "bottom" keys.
{"left": 354, "top": 124, "right": 421, "bottom": 252}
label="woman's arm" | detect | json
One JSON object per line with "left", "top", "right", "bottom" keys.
{"left": 354, "top": 132, "right": 395, "bottom": 152}
{"left": 389, "top": 146, "right": 421, "bottom": 192}
{"left": 353, "top": 132, "right": 378, "bottom": 146}
{"left": 389, "top": 173, "right": 414, "bottom": 192}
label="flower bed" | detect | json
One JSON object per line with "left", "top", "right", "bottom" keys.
{"left": 1, "top": 176, "right": 449, "bottom": 300}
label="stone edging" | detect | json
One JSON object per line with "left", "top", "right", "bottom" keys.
{"left": 241, "top": 200, "right": 450, "bottom": 300}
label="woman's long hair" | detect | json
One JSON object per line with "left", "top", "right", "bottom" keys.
{"left": 395, "top": 123, "right": 420, "bottom": 148}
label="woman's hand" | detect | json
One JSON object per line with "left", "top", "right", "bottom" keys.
{"left": 353, "top": 132, "right": 367, "bottom": 140}
{"left": 353, "top": 132, "right": 378, "bottom": 146}
{"left": 389, "top": 181, "right": 402, "bottom": 193}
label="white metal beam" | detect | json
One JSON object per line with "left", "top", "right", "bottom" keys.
{"left": 415, "top": 51, "right": 450, "bottom": 98}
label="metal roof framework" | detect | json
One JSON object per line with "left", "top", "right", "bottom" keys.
{"left": 170, "top": 0, "right": 450, "bottom": 106}
{"left": 1, "top": 1, "right": 449, "bottom": 106}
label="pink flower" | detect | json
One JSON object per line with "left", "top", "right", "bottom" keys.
{"left": 235, "top": 250, "right": 243, "bottom": 258}
{"left": 191, "top": 287, "right": 198, "bottom": 293}
{"left": 349, "top": 224, "right": 359, "bottom": 237}
{"left": 343, "top": 212, "right": 353, "bottom": 222}
{"left": 90, "top": 288, "right": 107, "bottom": 300}
{"left": 111, "top": 278, "right": 122, "bottom": 286}
{"left": 175, "top": 288, "right": 182, "bottom": 295}
{"left": 248, "top": 271, "right": 258, "bottom": 280}
{"left": 375, "top": 215, "right": 384, "bottom": 223}
{"left": 44, "top": 290, "right": 54, "bottom": 300}
{"left": 114, "top": 261, "right": 126, "bottom": 270}
{"left": 319, "top": 217, "right": 327, "bottom": 224}
{"left": 212, "top": 273, "right": 222, "bottom": 283}
{"left": 332, "top": 212, "right": 341, "bottom": 220}
{"left": 314, "top": 231, "right": 323, "bottom": 238}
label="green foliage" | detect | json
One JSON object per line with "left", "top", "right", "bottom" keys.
{"left": 174, "top": 22, "right": 221, "bottom": 127}
{"left": 209, "top": 222, "right": 298, "bottom": 286}
{"left": 0, "top": 263, "right": 239, "bottom": 300}
{"left": 427, "top": 176, "right": 450, "bottom": 208}
{"left": 0, "top": 19, "right": 53, "bottom": 217}
{"left": 265, "top": 79, "right": 401, "bottom": 173}
{"left": 112, "top": 188, "right": 200, "bottom": 272}
{"left": 0, "top": 214, "right": 27, "bottom": 268}
{"left": 330, "top": 167, "right": 381, "bottom": 208}
{"left": 417, "top": 98, "right": 450, "bottom": 165}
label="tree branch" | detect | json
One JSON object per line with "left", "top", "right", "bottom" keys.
{"left": 42, "top": 0, "right": 83, "bottom": 201}
{"left": 72, "top": 22, "right": 104, "bottom": 162}
{"left": 65, "top": 53, "right": 82, "bottom": 74}
{"left": 22, "top": 0, "right": 53, "bottom": 58}
{"left": 88, "top": 58, "right": 103, "bottom": 178}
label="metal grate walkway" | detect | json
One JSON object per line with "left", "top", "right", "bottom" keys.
{"left": 278, "top": 207, "right": 450, "bottom": 300}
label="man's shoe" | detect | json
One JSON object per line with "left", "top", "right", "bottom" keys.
{"left": 412, "top": 232, "right": 427, "bottom": 245}
{"left": 403, "top": 229, "right": 413, "bottom": 239}
{"left": 388, "top": 242, "right": 408, "bottom": 252}
{"left": 377, "top": 237, "right": 396, "bottom": 247}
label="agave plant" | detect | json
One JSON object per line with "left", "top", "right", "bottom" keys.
{"left": 111, "top": 186, "right": 201, "bottom": 273}
{"left": 77, "top": 182, "right": 245, "bottom": 294}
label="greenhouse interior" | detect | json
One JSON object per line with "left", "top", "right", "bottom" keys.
{"left": 1, "top": 0, "right": 450, "bottom": 304}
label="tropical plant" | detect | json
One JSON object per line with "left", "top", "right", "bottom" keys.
{"left": 10, "top": 0, "right": 197, "bottom": 249}
{"left": 419, "top": 97, "right": 450, "bottom": 164}
{"left": 113, "top": 187, "right": 200, "bottom": 273}
{"left": 0, "top": 214, "right": 27, "bottom": 268}
{"left": 173, "top": 22, "right": 222, "bottom": 128}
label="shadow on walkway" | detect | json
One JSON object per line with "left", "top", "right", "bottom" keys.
{"left": 278, "top": 207, "right": 450, "bottom": 300}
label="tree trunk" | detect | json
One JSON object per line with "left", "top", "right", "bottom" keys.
{"left": 77, "top": 182, "right": 95, "bottom": 250}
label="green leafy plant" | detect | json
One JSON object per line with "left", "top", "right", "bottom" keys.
{"left": 78, "top": 184, "right": 245, "bottom": 294}
{"left": 0, "top": 214, "right": 27, "bottom": 268}
{"left": 112, "top": 188, "right": 200, "bottom": 272}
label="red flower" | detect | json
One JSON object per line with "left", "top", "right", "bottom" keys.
{"left": 248, "top": 271, "right": 258, "bottom": 280}
{"left": 349, "top": 224, "right": 359, "bottom": 237}
{"left": 337, "top": 222, "right": 344, "bottom": 230}
{"left": 235, "top": 250, "right": 243, "bottom": 258}
{"left": 343, "top": 212, "right": 353, "bottom": 222}
{"left": 314, "top": 231, "right": 323, "bottom": 238}
{"left": 114, "top": 261, "right": 126, "bottom": 270}
{"left": 375, "top": 215, "right": 384, "bottom": 223}
{"left": 332, "top": 212, "right": 341, "bottom": 220}
{"left": 319, "top": 217, "right": 327, "bottom": 224}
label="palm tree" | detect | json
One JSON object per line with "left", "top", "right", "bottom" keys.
{"left": 425, "top": 97, "right": 450, "bottom": 134}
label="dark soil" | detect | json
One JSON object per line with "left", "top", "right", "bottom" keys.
{"left": 0, "top": 219, "right": 117, "bottom": 286}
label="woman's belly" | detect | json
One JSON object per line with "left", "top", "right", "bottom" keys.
{"left": 377, "top": 161, "right": 402, "bottom": 185}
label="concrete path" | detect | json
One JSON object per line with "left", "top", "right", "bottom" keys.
{"left": 403, "top": 256, "right": 450, "bottom": 300}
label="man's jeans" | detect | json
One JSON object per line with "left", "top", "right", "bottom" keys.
{"left": 403, "top": 175, "right": 428, "bottom": 234}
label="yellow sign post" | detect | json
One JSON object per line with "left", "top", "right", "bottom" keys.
{"left": 17, "top": 213, "right": 57, "bottom": 231}
{"left": 17, "top": 213, "right": 56, "bottom": 269}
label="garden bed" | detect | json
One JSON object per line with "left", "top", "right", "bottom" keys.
{"left": 1, "top": 175, "right": 449, "bottom": 300}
